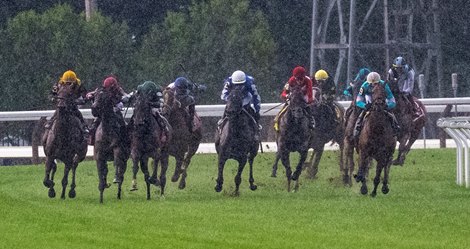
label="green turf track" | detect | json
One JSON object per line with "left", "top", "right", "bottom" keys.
{"left": 0, "top": 149, "right": 469, "bottom": 249}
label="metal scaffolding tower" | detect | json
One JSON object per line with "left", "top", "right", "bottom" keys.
{"left": 310, "top": 0, "right": 443, "bottom": 97}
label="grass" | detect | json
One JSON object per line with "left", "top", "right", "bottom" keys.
{"left": 0, "top": 149, "right": 469, "bottom": 249}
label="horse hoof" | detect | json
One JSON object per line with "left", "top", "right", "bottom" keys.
{"left": 271, "top": 173, "right": 277, "bottom": 178}
{"left": 171, "top": 175, "right": 179, "bottom": 182}
{"left": 250, "top": 185, "right": 258, "bottom": 191}
{"left": 354, "top": 174, "right": 363, "bottom": 183}
{"left": 178, "top": 181, "right": 186, "bottom": 190}
{"left": 69, "top": 189, "right": 76, "bottom": 198}
{"left": 43, "top": 180, "right": 54, "bottom": 188}
{"left": 148, "top": 177, "right": 160, "bottom": 186}
{"left": 382, "top": 186, "right": 390, "bottom": 194}
{"left": 105, "top": 183, "right": 111, "bottom": 188}
{"left": 370, "top": 191, "right": 377, "bottom": 198}
{"left": 48, "top": 188, "right": 56, "bottom": 198}
{"left": 360, "top": 185, "right": 368, "bottom": 195}
{"left": 214, "top": 185, "right": 222, "bottom": 192}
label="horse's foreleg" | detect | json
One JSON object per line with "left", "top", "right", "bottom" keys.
{"left": 130, "top": 156, "right": 139, "bottom": 191}
{"left": 159, "top": 153, "right": 169, "bottom": 197}
{"left": 280, "top": 152, "right": 292, "bottom": 192}
{"left": 115, "top": 153, "right": 128, "bottom": 200}
{"left": 171, "top": 157, "right": 183, "bottom": 183}
{"left": 43, "top": 157, "right": 55, "bottom": 189}
{"left": 60, "top": 163, "right": 71, "bottom": 199}
{"left": 234, "top": 158, "right": 247, "bottom": 196}
{"left": 393, "top": 135, "right": 410, "bottom": 166}
{"left": 69, "top": 162, "right": 78, "bottom": 199}
{"left": 215, "top": 156, "right": 226, "bottom": 192}
{"left": 96, "top": 159, "right": 109, "bottom": 203}
{"left": 291, "top": 150, "right": 308, "bottom": 181}
{"left": 343, "top": 140, "right": 355, "bottom": 186}
{"left": 179, "top": 148, "right": 198, "bottom": 190}
{"left": 382, "top": 157, "right": 392, "bottom": 195}
{"left": 307, "top": 148, "right": 324, "bottom": 179}
{"left": 140, "top": 156, "right": 151, "bottom": 200}
{"left": 271, "top": 152, "right": 281, "bottom": 178}
{"left": 371, "top": 162, "right": 384, "bottom": 197}
{"left": 248, "top": 153, "right": 257, "bottom": 191}
{"left": 355, "top": 153, "right": 368, "bottom": 195}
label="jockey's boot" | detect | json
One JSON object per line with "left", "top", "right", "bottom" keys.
{"left": 386, "top": 111, "right": 401, "bottom": 137}
{"left": 305, "top": 107, "right": 316, "bottom": 129}
{"left": 44, "top": 112, "right": 57, "bottom": 129}
{"left": 353, "top": 110, "right": 366, "bottom": 138}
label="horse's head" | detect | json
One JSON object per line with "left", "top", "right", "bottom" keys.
{"left": 225, "top": 84, "right": 245, "bottom": 116}
{"left": 92, "top": 88, "right": 114, "bottom": 117}
{"left": 132, "top": 92, "right": 152, "bottom": 126}
{"left": 370, "top": 83, "right": 387, "bottom": 112}
{"left": 55, "top": 83, "right": 78, "bottom": 109}
{"left": 287, "top": 85, "right": 307, "bottom": 119}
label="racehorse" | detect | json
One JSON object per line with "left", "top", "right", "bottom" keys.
{"left": 214, "top": 84, "right": 258, "bottom": 195}
{"left": 92, "top": 89, "right": 130, "bottom": 203}
{"left": 354, "top": 83, "right": 397, "bottom": 196}
{"left": 389, "top": 87, "right": 427, "bottom": 166}
{"left": 129, "top": 92, "right": 171, "bottom": 200}
{"left": 162, "top": 87, "right": 202, "bottom": 189}
{"left": 276, "top": 85, "right": 311, "bottom": 192}
{"left": 271, "top": 87, "right": 345, "bottom": 180}
{"left": 42, "top": 83, "right": 88, "bottom": 199}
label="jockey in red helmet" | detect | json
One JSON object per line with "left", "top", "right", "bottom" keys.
{"left": 275, "top": 66, "right": 315, "bottom": 130}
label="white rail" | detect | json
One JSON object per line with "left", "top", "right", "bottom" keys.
{"left": 436, "top": 117, "right": 470, "bottom": 188}
{"left": 0, "top": 97, "right": 470, "bottom": 121}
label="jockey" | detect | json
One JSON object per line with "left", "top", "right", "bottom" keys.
{"left": 274, "top": 66, "right": 315, "bottom": 130}
{"left": 134, "top": 80, "right": 170, "bottom": 139}
{"left": 387, "top": 56, "right": 422, "bottom": 120}
{"left": 45, "top": 70, "right": 89, "bottom": 135}
{"left": 167, "top": 77, "right": 197, "bottom": 132}
{"left": 343, "top": 67, "right": 370, "bottom": 98}
{"left": 354, "top": 72, "right": 399, "bottom": 138}
{"left": 313, "top": 69, "right": 342, "bottom": 125}
{"left": 218, "top": 70, "right": 262, "bottom": 132}
{"left": 87, "top": 76, "right": 132, "bottom": 145}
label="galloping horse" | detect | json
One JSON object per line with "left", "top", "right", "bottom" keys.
{"left": 162, "top": 87, "right": 202, "bottom": 189}
{"left": 389, "top": 83, "right": 427, "bottom": 165}
{"left": 42, "top": 83, "right": 88, "bottom": 199}
{"left": 271, "top": 87, "right": 345, "bottom": 180}
{"left": 92, "top": 89, "right": 130, "bottom": 203}
{"left": 129, "top": 92, "right": 171, "bottom": 199}
{"left": 276, "top": 85, "right": 311, "bottom": 192}
{"left": 214, "top": 84, "right": 258, "bottom": 195}
{"left": 354, "top": 83, "right": 397, "bottom": 196}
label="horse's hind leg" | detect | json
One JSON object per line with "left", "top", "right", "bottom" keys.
{"left": 307, "top": 148, "right": 324, "bottom": 179}
{"left": 115, "top": 155, "right": 128, "bottom": 200}
{"left": 271, "top": 152, "right": 281, "bottom": 177}
{"left": 382, "top": 159, "right": 392, "bottom": 195}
